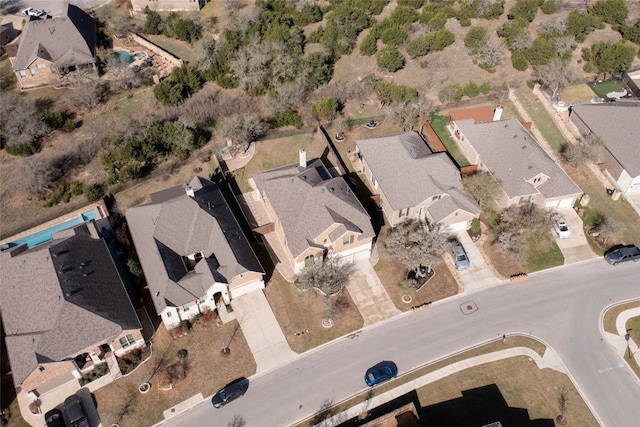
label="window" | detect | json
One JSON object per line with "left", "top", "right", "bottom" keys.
{"left": 19, "top": 71, "right": 26, "bottom": 78}
{"left": 36, "top": 63, "right": 46, "bottom": 69}
{"left": 182, "top": 304, "right": 190, "bottom": 311}
{"left": 519, "top": 196, "right": 531, "bottom": 204}
{"left": 343, "top": 236, "right": 350, "bottom": 245}
{"left": 199, "top": 297, "right": 205, "bottom": 303}
{"left": 30, "top": 69, "right": 36, "bottom": 76}
{"left": 304, "top": 255, "right": 315, "bottom": 267}
{"left": 166, "top": 312, "right": 172, "bottom": 317}
{"left": 399, "top": 208, "right": 408, "bottom": 217}
{"left": 119, "top": 334, "right": 135, "bottom": 348}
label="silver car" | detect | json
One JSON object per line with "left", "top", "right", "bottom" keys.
{"left": 450, "top": 239, "right": 470, "bottom": 271}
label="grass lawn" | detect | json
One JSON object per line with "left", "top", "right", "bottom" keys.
{"left": 429, "top": 115, "right": 470, "bottom": 167}
{"left": 523, "top": 234, "right": 564, "bottom": 272}
{"left": 297, "top": 336, "right": 596, "bottom": 427}
{"left": 93, "top": 320, "right": 256, "bottom": 427}
{"left": 513, "top": 88, "right": 566, "bottom": 153}
{"left": 561, "top": 83, "right": 596, "bottom": 103}
{"left": 144, "top": 35, "right": 199, "bottom": 63}
{"left": 264, "top": 271, "right": 364, "bottom": 354}
{"left": 603, "top": 302, "right": 640, "bottom": 380}
{"left": 588, "top": 80, "right": 625, "bottom": 99}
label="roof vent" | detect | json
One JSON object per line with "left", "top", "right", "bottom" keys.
{"left": 185, "top": 185, "right": 195, "bottom": 198}
{"left": 329, "top": 187, "right": 335, "bottom": 192}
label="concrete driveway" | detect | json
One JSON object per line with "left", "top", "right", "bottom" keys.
{"left": 346, "top": 259, "right": 401, "bottom": 326}
{"left": 552, "top": 207, "right": 599, "bottom": 264}
{"left": 452, "top": 231, "right": 503, "bottom": 293}
{"left": 232, "top": 291, "right": 297, "bottom": 374}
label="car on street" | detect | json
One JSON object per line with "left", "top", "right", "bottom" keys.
{"left": 212, "top": 382, "right": 247, "bottom": 408}
{"left": 553, "top": 215, "right": 570, "bottom": 239}
{"left": 604, "top": 244, "right": 640, "bottom": 265}
{"left": 22, "top": 7, "right": 46, "bottom": 17}
{"left": 45, "top": 408, "right": 65, "bottom": 427}
{"left": 63, "top": 394, "right": 89, "bottom": 427}
{"left": 364, "top": 361, "right": 398, "bottom": 386}
{"left": 449, "top": 239, "right": 470, "bottom": 271}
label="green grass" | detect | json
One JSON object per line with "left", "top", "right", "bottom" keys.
{"left": 588, "top": 81, "right": 625, "bottom": 99}
{"left": 429, "top": 115, "right": 470, "bottom": 167}
{"left": 513, "top": 88, "right": 566, "bottom": 153}
{"left": 524, "top": 234, "right": 564, "bottom": 272}
{"left": 627, "top": 316, "right": 640, "bottom": 347}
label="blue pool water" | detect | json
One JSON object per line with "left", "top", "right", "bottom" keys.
{"left": 8, "top": 210, "right": 97, "bottom": 249}
{"left": 114, "top": 50, "right": 134, "bottom": 64}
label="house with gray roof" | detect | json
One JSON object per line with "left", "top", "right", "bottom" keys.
{"left": 126, "top": 176, "right": 265, "bottom": 328}
{"left": 569, "top": 102, "right": 640, "bottom": 195}
{"left": 452, "top": 118, "right": 582, "bottom": 210}
{"left": 252, "top": 150, "right": 375, "bottom": 275}
{"left": 9, "top": 4, "right": 96, "bottom": 89}
{"left": 355, "top": 132, "right": 480, "bottom": 230}
{"left": 0, "top": 221, "right": 142, "bottom": 394}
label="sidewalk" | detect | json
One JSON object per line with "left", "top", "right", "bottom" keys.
{"left": 604, "top": 307, "right": 640, "bottom": 368}
{"left": 316, "top": 344, "right": 566, "bottom": 427}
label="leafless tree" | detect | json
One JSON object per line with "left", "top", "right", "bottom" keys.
{"left": 592, "top": 216, "right": 619, "bottom": 246}
{"left": 535, "top": 59, "right": 580, "bottom": 101}
{"left": 462, "top": 172, "right": 500, "bottom": 207}
{"left": 20, "top": 155, "right": 64, "bottom": 195}
{"left": 554, "top": 36, "right": 574, "bottom": 57}
{"left": 272, "top": 79, "right": 309, "bottom": 111}
{"left": 384, "top": 219, "right": 451, "bottom": 273}
{"left": 0, "top": 95, "right": 49, "bottom": 150}
{"left": 215, "top": 114, "right": 264, "bottom": 156}
{"left": 541, "top": 17, "right": 568, "bottom": 36}
{"left": 295, "top": 260, "right": 354, "bottom": 296}
{"left": 476, "top": 37, "right": 504, "bottom": 72}
{"left": 511, "top": 32, "right": 533, "bottom": 51}
{"left": 228, "top": 38, "right": 270, "bottom": 91}
{"left": 57, "top": 82, "right": 109, "bottom": 112}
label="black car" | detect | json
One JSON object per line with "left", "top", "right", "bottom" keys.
{"left": 63, "top": 395, "right": 89, "bottom": 427}
{"left": 45, "top": 408, "right": 65, "bottom": 427}
{"left": 604, "top": 244, "right": 640, "bottom": 265}
{"left": 212, "top": 382, "right": 247, "bottom": 408}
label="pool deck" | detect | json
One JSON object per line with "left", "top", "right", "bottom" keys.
{"left": 0, "top": 201, "right": 109, "bottom": 246}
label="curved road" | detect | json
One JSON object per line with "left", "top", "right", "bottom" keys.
{"left": 163, "top": 260, "right": 640, "bottom": 427}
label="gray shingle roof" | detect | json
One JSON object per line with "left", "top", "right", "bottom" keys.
{"left": 571, "top": 103, "right": 640, "bottom": 177}
{"left": 252, "top": 159, "right": 375, "bottom": 258}
{"left": 355, "top": 132, "right": 480, "bottom": 218}
{"left": 126, "top": 177, "right": 264, "bottom": 314}
{"left": 454, "top": 118, "right": 581, "bottom": 200}
{"left": 12, "top": 4, "right": 95, "bottom": 70}
{"left": 0, "top": 223, "right": 141, "bottom": 388}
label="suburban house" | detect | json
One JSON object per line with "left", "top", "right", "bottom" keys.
{"left": 251, "top": 149, "right": 375, "bottom": 275}
{"left": 0, "top": 221, "right": 143, "bottom": 396}
{"left": 131, "top": 0, "right": 200, "bottom": 12}
{"left": 451, "top": 117, "right": 582, "bottom": 210}
{"left": 355, "top": 132, "right": 481, "bottom": 230}
{"left": 126, "top": 176, "right": 265, "bottom": 329}
{"left": 9, "top": 4, "right": 97, "bottom": 89}
{"left": 569, "top": 102, "right": 640, "bottom": 195}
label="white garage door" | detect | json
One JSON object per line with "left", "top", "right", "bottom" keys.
{"left": 545, "top": 200, "right": 559, "bottom": 209}
{"left": 558, "top": 198, "right": 574, "bottom": 208}
{"left": 447, "top": 221, "right": 469, "bottom": 232}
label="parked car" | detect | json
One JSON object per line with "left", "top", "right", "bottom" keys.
{"left": 21, "top": 7, "right": 46, "bottom": 17}
{"left": 212, "top": 382, "right": 247, "bottom": 408}
{"left": 45, "top": 408, "right": 65, "bottom": 427}
{"left": 63, "top": 395, "right": 89, "bottom": 427}
{"left": 364, "top": 361, "right": 398, "bottom": 386}
{"left": 449, "top": 239, "right": 470, "bottom": 271}
{"left": 553, "top": 215, "right": 570, "bottom": 239}
{"left": 604, "top": 244, "right": 640, "bottom": 265}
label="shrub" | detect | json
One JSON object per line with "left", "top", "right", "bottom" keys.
{"left": 311, "top": 97, "right": 340, "bottom": 123}
{"left": 507, "top": 0, "right": 539, "bottom": 23}
{"left": 433, "top": 29, "right": 455, "bottom": 51}
{"left": 511, "top": 50, "right": 529, "bottom": 70}
{"left": 376, "top": 46, "right": 406, "bottom": 72}
{"left": 540, "top": 0, "right": 557, "bottom": 14}
{"left": 143, "top": 9, "right": 162, "bottom": 35}
{"left": 590, "top": 0, "right": 628, "bottom": 26}
{"left": 371, "top": 80, "right": 418, "bottom": 104}
{"left": 269, "top": 110, "right": 303, "bottom": 128}
{"left": 360, "top": 32, "right": 378, "bottom": 55}
{"left": 406, "top": 36, "right": 431, "bottom": 58}
{"left": 380, "top": 25, "right": 409, "bottom": 47}
{"left": 82, "top": 184, "right": 103, "bottom": 202}
{"left": 470, "top": 218, "right": 482, "bottom": 234}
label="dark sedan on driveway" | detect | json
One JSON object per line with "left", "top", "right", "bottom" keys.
{"left": 364, "top": 361, "right": 398, "bottom": 386}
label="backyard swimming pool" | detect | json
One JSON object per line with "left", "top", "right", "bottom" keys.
{"left": 114, "top": 50, "right": 134, "bottom": 64}
{"left": 7, "top": 210, "right": 97, "bottom": 249}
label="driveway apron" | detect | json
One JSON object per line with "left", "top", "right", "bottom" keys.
{"left": 232, "top": 291, "right": 297, "bottom": 373}
{"left": 347, "top": 260, "right": 401, "bottom": 326}
{"left": 453, "top": 231, "right": 502, "bottom": 293}
{"left": 552, "top": 207, "right": 599, "bottom": 264}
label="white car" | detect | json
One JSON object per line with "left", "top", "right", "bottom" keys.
{"left": 553, "top": 215, "right": 570, "bottom": 239}
{"left": 22, "top": 7, "right": 46, "bottom": 17}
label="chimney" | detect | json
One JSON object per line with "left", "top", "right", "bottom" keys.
{"left": 185, "top": 185, "right": 195, "bottom": 197}
{"left": 299, "top": 148, "right": 306, "bottom": 168}
{"left": 493, "top": 106, "right": 503, "bottom": 121}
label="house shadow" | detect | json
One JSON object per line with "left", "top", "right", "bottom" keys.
{"left": 334, "top": 384, "right": 554, "bottom": 427}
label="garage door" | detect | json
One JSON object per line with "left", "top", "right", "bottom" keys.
{"left": 558, "top": 198, "right": 574, "bottom": 208}
{"left": 447, "top": 221, "right": 469, "bottom": 232}
{"left": 545, "top": 200, "right": 559, "bottom": 209}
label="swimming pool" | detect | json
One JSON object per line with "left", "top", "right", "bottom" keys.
{"left": 8, "top": 210, "right": 97, "bottom": 249}
{"left": 114, "top": 50, "right": 134, "bottom": 64}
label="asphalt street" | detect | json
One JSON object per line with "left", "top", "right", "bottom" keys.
{"left": 162, "top": 259, "right": 640, "bottom": 427}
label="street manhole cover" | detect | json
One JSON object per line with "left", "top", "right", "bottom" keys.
{"left": 460, "top": 301, "right": 478, "bottom": 315}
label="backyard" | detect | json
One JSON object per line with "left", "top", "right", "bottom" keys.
{"left": 588, "top": 80, "right": 625, "bottom": 99}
